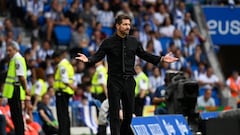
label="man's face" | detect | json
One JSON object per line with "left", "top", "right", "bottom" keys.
{"left": 6, "top": 45, "right": 16, "bottom": 58}
{"left": 117, "top": 19, "right": 131, "bottom": 36}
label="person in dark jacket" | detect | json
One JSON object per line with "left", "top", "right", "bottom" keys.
{"left": 75, "top": 14, "right": 178, "bottom": 135}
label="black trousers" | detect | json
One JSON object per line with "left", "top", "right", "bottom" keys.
{"left": 107, "top": 75, "right": 136, "bottom": 135}
{"left": 8, "top": 85, "right": 24, "bottom": 135}
{"left": 56, "top": 91, "right": 71, "bottom": 135}
{"left": 0, "top": 114, "right": 6, "bottom": 135}
{"left": 42, "top": 123, "right": 59, "bottom": 135}
{"left": 134, "top": 96, "right": 145, "bottom": 116}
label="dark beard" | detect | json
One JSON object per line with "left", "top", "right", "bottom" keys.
{"left": 120, "top": 30, "right": 129, "bottom": 36}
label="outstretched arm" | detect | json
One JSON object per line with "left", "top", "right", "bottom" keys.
{"left": 75, "top": 40, "right": 107, "bottom": 63}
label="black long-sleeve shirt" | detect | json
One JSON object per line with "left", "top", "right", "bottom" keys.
{"left": 88, "top": 34, "right": 161, "bottom": 76}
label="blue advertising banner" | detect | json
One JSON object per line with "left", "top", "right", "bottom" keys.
{"left": 202, "top": 6, "right": 240, "bottom": 45}
{"left": 200, "top": 111, "right": 220, "bottom": 120}
{"left": 131, "top": 115, "right": 192, "bottom": 135}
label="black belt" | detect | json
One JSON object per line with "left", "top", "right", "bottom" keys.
{"left": 13, "top": 82, "right": 21, "bottom": 86}
{"left": 109, "top": 74, "right": 133, "bottom": 80}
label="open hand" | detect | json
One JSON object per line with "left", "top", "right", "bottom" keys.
{"left": 163, "top": 52, "right": 178, "bottom": 63}
{"left": 75, "top": 53, "right": 88, "bottom": 62}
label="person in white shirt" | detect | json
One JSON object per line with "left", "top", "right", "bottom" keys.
{"left": 26, "top": 0, "right": 44, "bottom": 31}
{"left": 153, "top": 3, "right": 169, "bottom": 27}
{"left": 149, "top": 67, "right": 165, "bottom": 94}
{"left": 96, "top": 2, "right": 114, "bottom": 28}
{"left": 198, "top": 67, "right": 221, "bottom": 88}
{"left": 176, "top": 12, "right": 197, "bottom": 38}
{"left": 159, "top": 16, "right": 175, "bottom": 38}
{"left": 197, "top": 87, "right": 215, "bottom": 108}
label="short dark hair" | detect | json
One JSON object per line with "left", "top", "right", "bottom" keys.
{"left": 51, "top": 50, "right": 64, "bottom": 59}
{"left": 115, "top": 14, "right": 131, "bottom": 25}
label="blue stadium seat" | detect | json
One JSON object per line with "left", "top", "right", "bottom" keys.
{"left": 101, "top": 26, "right": 113, "bottom": 37}
{"left": 86, "top": 26, "right": 93, "bottom": 39}
{"left": 33, "top": 111, "right": 43, "bottom": 126}
{"left": 44, "top": 4, "right": 51, "bottom": 12}
{"left": 54, "top": 25, "right": 72, "bottom": 46}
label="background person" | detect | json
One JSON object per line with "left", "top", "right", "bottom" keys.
{"left": 52, "top": 50, "right": 76, "bottom": 135}
{"left": 3, "top": 41, "right": 29, "bottom": 135}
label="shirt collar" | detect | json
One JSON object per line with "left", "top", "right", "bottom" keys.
{"left": 12, "top": 52, "right": 21, "bottom": 59}
{"left": 113, "top": 33, "right": 127, "bottom": 40}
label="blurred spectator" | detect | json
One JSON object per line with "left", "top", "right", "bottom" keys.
{"left": 72, "top": 84, "right": 84, "bottom": 101}
{"left": 172, "top": 29, "right": 185, "bottom": 49}
{"left": 96, "top": 2, "right": 114, "bottom": 28}
{"left": 0, "top": 94, "right": 15, "bottom": 135}
{"left": 198, "top": 66, "right": 221, "bottom": 88}
{"left": 149, "top": 31, "right": 163, "bottom": 55}
{"left": 226, "top": 70, "right": 240, "bottom": 98}
{"left": 167, "top": 42, "right": 177, "bottom": 55}
{"left": 134, "top": 65, "right": 149, "bottom": 116}
{"left": 145, "top": 4, "right": 158, "bottom": 31}
{"left": 44, "top": 0, "right": 69, "bottom": 41}
{"left": 27, "top": 37, "right": 41, "bottom": 61}
{"left": 176, "top": 12, "right": 197, "bottom": 38}
{"left": 143, "top": 62, "right": 154, "bottom": 77}
{"left": 37, "top": 40, "right": 54, "bottom": 63}
{"left": 24, "top": 49, "right": 36, "bottom": 90}
{"left": 159, "top": 16, "right": 175, "bottom": 38}
{"left": 152, "top": 78, "right": 170, "bottom": 115}
{"left": 25, "top": 0, "right": 44, "bottom": 36}
{"left": 9, "top": 0, "right": 27, "bottom": 26}
{"left": 73, "top": 61, "right": 86, "bottom": 85}
{"left": 183, "top": 30, "right": 199, "bottom": 58}
{"left": 160, "top": 62, "right": 170, "bottom": 81}
{"left": 148, "top": 67, "right": 165, "bottom": 96}
{"left": 139, "top": 12, "right": 156, "bottom": 33}
{"left": 3, "top": 18, "right": 22, "bottom": 42}
{"left": 78, "top": 1, "right": 96, "bottom": 28}
{"left": 191, "top": 27, "right": 206, "bottom": 44}
{"left": 116, "top": 2, "right": 135, "bottom": 25}
{"left": 145, "top": 40, "right": 155, "bottom": 55}
{"left": 93, "top": 22, "right": 107, "bottom": 39}
{"left": 31, "top": 68, "right": 47, "bottom": 110}
{"left": 187, "top": 45, "right": 207, "bottom": 71}
{"left": 88, "top": 29, "right": 104, "bottom": 56}
{"left": 197, "top": 87, "right": 216, "bottom": 108}
{"left": 169, "top": 48, "right": 188, "bottom": 71}
{"left": 23, "top": 96, "right": 43, "bottom": 135}
{"left": 129, "top": 0, "right": 142, "bottom": 16}
{"left": 110, "top": 0, "right": 122, "bottom": 14}
{"left": 38, "top": 93, "right": 58, "bottom": 135}
{"left": 91, "top": 60, "right": 108, "bottom": 102}
{"left": 153, "top": 3, "right": 170, "bottom": 27}
{"left": 193, "top": 62, "right": 206, "bottom": 81}
{"left": 139, "top": 23, "right": 151, "bottom": 49}
{"left": 64, "top": 0, "right": 81, "bottom": 29}
{"left": 46, "top": 86, "right": 56, "bottom": 106}
{"left": 97, "top": 98, "right": 124, "bottom": 135}
{"left": 71, "top": 23, "right": 90, "bottom": 54}
{"left": 0, "top": 34, "right": 6, "bottom": 61}
{"left": 174, "top": 1, "right": 187, "bottom": 25}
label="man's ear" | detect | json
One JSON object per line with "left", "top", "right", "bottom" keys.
{"left": 116, "top": 23, "right": 119, "bottom": 29}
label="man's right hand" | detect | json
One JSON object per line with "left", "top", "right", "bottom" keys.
{"left": 75, "top": 53, "right": 88, "bottom": 62}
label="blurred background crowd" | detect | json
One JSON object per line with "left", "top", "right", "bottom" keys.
{"left": 0, "top": 0, "right": 240, "bottom": 134}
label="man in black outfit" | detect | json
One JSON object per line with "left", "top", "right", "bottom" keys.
{"left": 75, "top": 14, "right": 178, "bottom": 135}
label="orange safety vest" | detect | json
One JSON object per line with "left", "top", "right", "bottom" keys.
{"left": 229, "top": 77, "right": 240, "bottom": 97}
